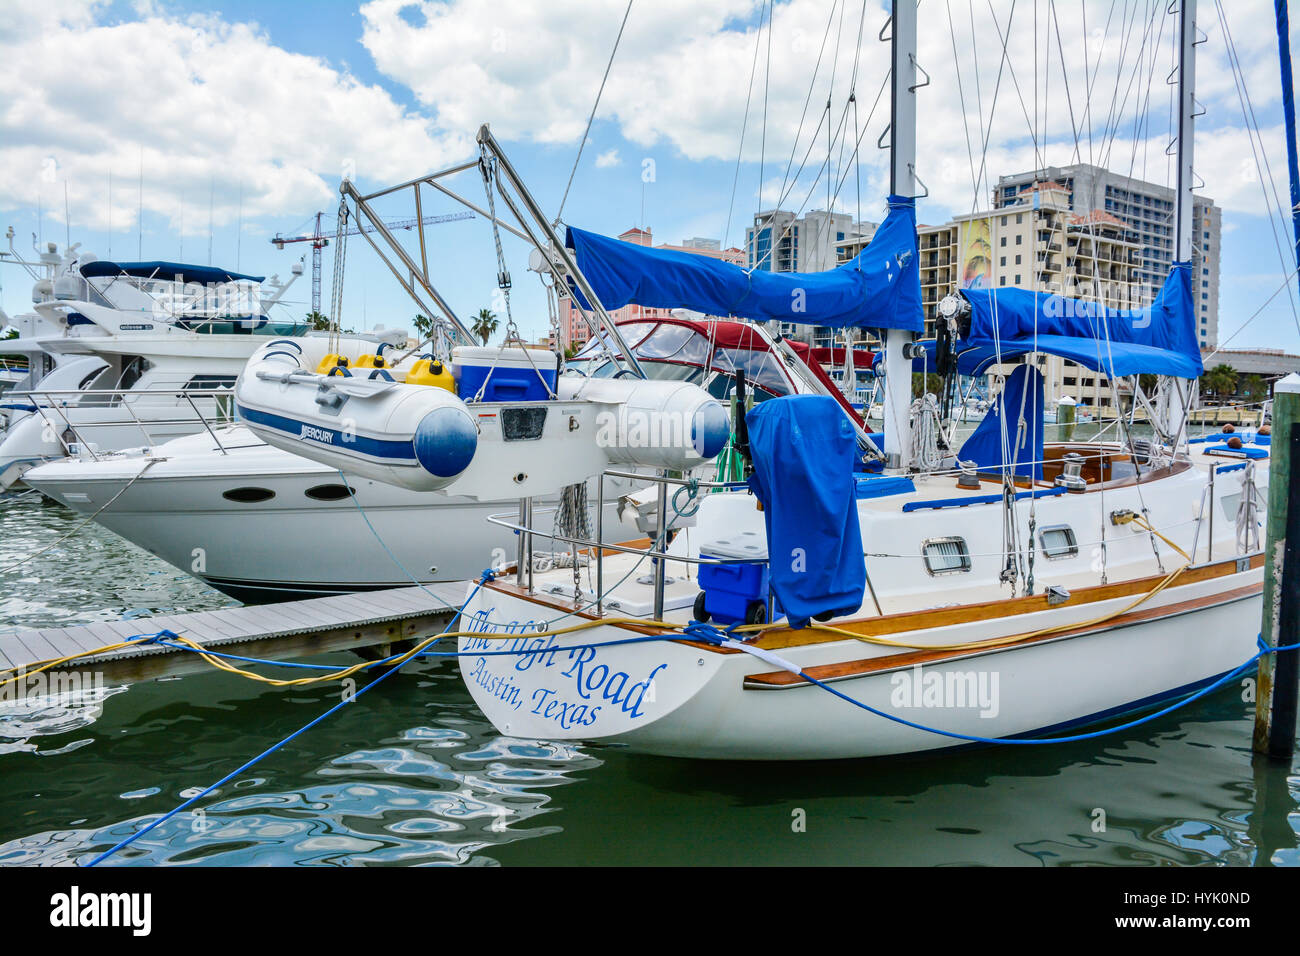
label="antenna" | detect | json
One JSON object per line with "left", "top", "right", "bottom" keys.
{"left": 207, "top": 177, "right": 214, "bottom": 266}
{"left": 108, "top": 168, "right": 113, "bottom": 259}
{"left": 137, "top": 146, "right": 144, "bottom": 259}
{"left": 236, "top": 180, "right": 243, "bottom": 271}
{"left": 63, "top": 181, "right": 70, "bottom": 250}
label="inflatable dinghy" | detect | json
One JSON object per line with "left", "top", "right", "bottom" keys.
{"left": 235, "top": 337, "right": 729, "bottom": 499}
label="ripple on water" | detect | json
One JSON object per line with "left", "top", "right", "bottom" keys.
{"left": 0, "top": 495, "right": 1297, "bottom": 866}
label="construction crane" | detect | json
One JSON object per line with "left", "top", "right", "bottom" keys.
{"left": 270, "top": 209, "right": 474, "bottom": 314}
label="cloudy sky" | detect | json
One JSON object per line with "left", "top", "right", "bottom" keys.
{"left": 1, "top": 0, "right": 1298, "bottom": 352}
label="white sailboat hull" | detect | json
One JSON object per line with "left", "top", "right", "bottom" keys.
{"left": 457, "top": 562, "right": 1261, "bottom": 760}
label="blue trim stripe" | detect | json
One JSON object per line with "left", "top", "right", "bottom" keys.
{"left": 902, "top": 485, "right": 1068, "bottom": 512}
{"left": 237, "top": 403, "right": 417, "bottom": 463}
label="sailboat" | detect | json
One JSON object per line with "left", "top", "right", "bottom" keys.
{"left": 445, "top": 0, "right": 1270, "bottom": 759}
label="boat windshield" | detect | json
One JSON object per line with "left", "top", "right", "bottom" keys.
{"left": 564, "top": 320, "right": 795, "bottom": 399}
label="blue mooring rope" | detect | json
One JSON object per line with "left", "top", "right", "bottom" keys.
{"left": 680, "top": 620, "right": 1300, "bottom": 747}
{"left": 83, "top": 582, "right": 1300, "bottom": 864}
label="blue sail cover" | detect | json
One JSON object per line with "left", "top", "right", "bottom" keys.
{"left": 745, "top": 396, "right": 866, "bottom": 629}
{"left": 565, "top": 196, "right": 923, "bottom": 331}
{"left": 957, "top": 364, "right": 1045, "bottom": 481}
{"left": 958, "top": 262, "right": 1201, "bottom": 378}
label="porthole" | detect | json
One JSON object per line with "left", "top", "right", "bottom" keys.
{"left": 304, "top": 483, "right": 354, "bottom": 502}
{"left": 222, "top": 487, "right": 276, "bottom": 504}
{"left": 1039, "top": 525, "right": 1078, "bottom": 560}
{"left": 922, "top": 537, "right": 971, "bottom": 575}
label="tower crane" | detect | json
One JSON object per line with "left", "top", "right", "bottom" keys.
{"left": 270, "top": 209, "right": 474, "bottom": 314}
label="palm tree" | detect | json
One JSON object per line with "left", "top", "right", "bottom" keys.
{"left": 1200, "top": 363, "right": 1238, "bottom": 402}
{"left": 411, "top": 314, "right": 433, "bottom": 340}
{"left": 305, "top": 310, "right": 330, "bottom": 331}
{"left": 472, "top": 308, "right": 499, "bottom": 345}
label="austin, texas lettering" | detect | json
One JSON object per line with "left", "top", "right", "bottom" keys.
{"left": 463, "top": 608, "right": 667, "bottom": 729}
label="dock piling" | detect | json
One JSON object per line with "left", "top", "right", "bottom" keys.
{"left": 1253, "top": 373, "right": 1300, "bottom": 758}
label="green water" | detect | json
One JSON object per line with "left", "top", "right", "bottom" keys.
{"left": 0, "top": 491, "right": 1296, "bottom": 867}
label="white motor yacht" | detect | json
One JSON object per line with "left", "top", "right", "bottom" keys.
{"left": 25, "top": 317, "right": 862, "bottom": 600}
{"left": 0, "top": 244, "right": 311, "bottom": 488}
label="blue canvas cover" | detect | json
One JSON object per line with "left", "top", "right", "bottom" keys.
{"left": 80, "top": 260, "right": 265, "bottom": 284}
{"left": 957, "top": 364, "right": 1045, "bottom": 481}
{"left": 956, "top": 262, "right": 1201, "bottom": 378}
{"left": 745, "top": 396, "right": 866, "bottom": 628}
{"left": 565, "top": 196, "right": 923, "bottom": 332}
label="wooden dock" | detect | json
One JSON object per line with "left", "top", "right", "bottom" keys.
{"left": 0, "top": 582, "right": 471, "bottom": 685}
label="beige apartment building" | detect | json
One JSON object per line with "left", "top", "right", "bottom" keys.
{"left": 838, "top": 180, "right": 1145, "bottom": 410}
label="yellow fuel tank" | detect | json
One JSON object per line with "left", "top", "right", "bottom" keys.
{"left": 315, "top": 353, "right": 351, "bottom": 375}
{"left": 405, "top": 357, "right": 456, "bottom": 392}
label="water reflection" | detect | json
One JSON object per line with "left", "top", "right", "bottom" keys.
{"left": 0, "top": 661, "right": 601, "bottom": 866}
{"left": 0, "top": 493, "right": 1295, "bottom": 867}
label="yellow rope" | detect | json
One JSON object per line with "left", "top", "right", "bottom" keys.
{"left": 0, "top": 515, "right": 1204, "bottom": 687}
{"left": 0, "top": 616, "right": 677, "bottom": 689}
{"left": 781, "top": 512, "right": 1193, "bottom": 653}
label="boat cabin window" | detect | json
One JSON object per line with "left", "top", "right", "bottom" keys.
{"left": 222, "top": 487, "right": 276, "bottom": 504}
{"left": 183, "top": 374, "right": 238, "bottom": 390}
{"left": 78, "top": 365, "right": 110, "bottom": 391}
{"left": 923, "top": 537, "right": 971, "bottom": 575}
{"left": 304, "top": 483, "right": 354, "bottom": 501}
{"left": 118, "top": 355, "right": 152, "bottom": 392}
{"left": 76, "top": 363, "right": 122, "bottom": 406}
{"left": 1039, "top": 525, "right": 1078, "bottom": 560}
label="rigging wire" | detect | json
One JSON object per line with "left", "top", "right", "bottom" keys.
{"left": 723, "top": 1, "right": 771, "bottom": 249}
{"left": 555, "top": 0, "right": 635, "bottom": 224}
{"left": 1213, "top": 0, "right": 1300, "bottom": 335}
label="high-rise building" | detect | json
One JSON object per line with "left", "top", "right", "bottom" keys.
{"left": 995, "top": 163, "right": 1220, "bottom": 350}
{"left": 559, "top": 227, "right": 744, "bottom": 348}
{"left": 837, "top": 180, "right": 1146, "bottom": 408}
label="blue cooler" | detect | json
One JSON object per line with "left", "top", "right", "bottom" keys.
{"left": 695, "top": 531, "right": 774, "bottom": 625}
{"left": 453, "top": 346, "right": 556, "bottom": 402}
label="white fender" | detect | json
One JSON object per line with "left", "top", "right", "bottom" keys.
{"left": 556, "top": 377, "right": 730, "bottom": 469}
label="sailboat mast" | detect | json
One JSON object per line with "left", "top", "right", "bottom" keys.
{"left": 1277, "top": 0, "right": 1300, "bottom": 304}
{"left": 1173, "top": 1, "right": 1198, "bottom": 264}
{"left": 1163, "top": 0, "right": 1199, "bottom": 447}
{"left": 882, "top": 0, "right": 918, "bottom": 472}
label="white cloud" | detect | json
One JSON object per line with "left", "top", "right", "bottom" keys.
{"left": 361, "top": 0, "right": 1299, "bottom": 220}
{"left": 0, "top": 3, "right": 468, "bottom": 238}
{"left": 595, "top": 148, "right": 621, "bottom": 168}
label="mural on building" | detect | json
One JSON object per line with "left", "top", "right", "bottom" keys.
{"left": 959, "top": 217, "right": 993, "bottom": 289}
